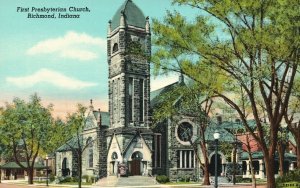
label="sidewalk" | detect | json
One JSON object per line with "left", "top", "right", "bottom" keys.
{"left": 0, "top": 180, "right": 267, "bottom": 188}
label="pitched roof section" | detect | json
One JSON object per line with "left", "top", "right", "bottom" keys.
{"left": 92, "top": 111, "right": 110, "bottom": 126}
{"left": 56, "top": 136, "right": 82, "bottom": 152}
{"left": 241, "top": 151, "right": 297, "bottom": 160}
{"left": 1, "top": 162, "right": 45, "bottom": 169}
{"left": 111, "top": 0, "right": 146, "bottom": 30}
{"left": 150, "top": 81, "right": 179, "bottom": 109}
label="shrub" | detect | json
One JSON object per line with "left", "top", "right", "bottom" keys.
{"left": 156, "top": 175, "right": 169, "bottom": 184}
{"left": 49, "top": 173, "right": 55, "bottom": 182}
{"left": 72, "top": 176, "right": 79, "bottom": 182}
{"left": 235, "top": 177, "right": 251, "bottom": 183}
{"left": 82, "top": 175, "right": 89, "bottom": 182}
{"left": 61, "top": 176, "right": 72, "bottom": 183}
{"left": 276, "top": 169, "right": 300, "bottom": 187}
{"left": 90, "top": 176, "right": 95, "bottom": 183}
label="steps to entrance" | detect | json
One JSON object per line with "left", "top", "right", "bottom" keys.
{"left": 94, "top": 176, "right": 158, "bottom": 187}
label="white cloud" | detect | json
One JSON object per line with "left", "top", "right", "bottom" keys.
{"left": 6, "top": 69, "right": 97, "bottom": 90}
{"left": 151, "top": 74, "right": 179, "bottom": 91}
{"left": 27, "top": 31, "right": 106, "bottom": 61}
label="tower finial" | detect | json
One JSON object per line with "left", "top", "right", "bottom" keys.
{"left": 98, "top": 108, "right": 102, "bottom": 126}
{"left": 108, "top": 20, "right": 112, "bottom": 36}
{"left": 146, "top": 16, "right": 150, "bottom": 34}
{"left": 89, "top": 99, "right": 94, "bottom": 111}
{"left": 120, "top": 11, "right": 125, "bottom": 29}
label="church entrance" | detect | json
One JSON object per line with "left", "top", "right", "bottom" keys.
{"left": 131, "top": 151, "right": 143, "bottom": 176}
{"left": 131, "top": 159, "right": 141, "bottom": 175}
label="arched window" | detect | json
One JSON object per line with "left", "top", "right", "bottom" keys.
{"left": 112, "top": 43, "right": 119, "bottom": 53}
{"left": 131, "top": 151, "right": 143, "bottom": 160}
{"left": 62, "top": 158, "right": 68, "bottom": 169}
{"left": 62, "top": 158, "right": 70, "bottom": 177}
{"left": 111, "top": 152, "right": 118, "bottom": 160}
{"left": 86, "top": 137, "right": 93, "bottom": 168}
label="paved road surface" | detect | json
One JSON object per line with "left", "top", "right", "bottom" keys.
{"left": 0, "top": 183, "right": 267, "bottom": 188}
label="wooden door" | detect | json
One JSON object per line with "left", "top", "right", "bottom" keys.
{"left": 131, "top": 159, "right": 141, "bottom": 175}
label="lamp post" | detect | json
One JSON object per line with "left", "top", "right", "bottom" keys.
{"left": 0, "top": 165, "right": 2, "bottom": 183}
{"left": 214, "top": 130, "right": 220, "bottom": 188}
{"left": 46, "top": 155, "right": 49, "bottom": 186}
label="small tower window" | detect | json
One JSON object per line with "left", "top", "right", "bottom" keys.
{"left": 113, "top": 43, "right": 119, "bottom": 53}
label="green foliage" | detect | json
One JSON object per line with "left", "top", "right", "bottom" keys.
{"left": 276, "top": 169, "right": 300, "bottom": 187}
{"left": 49, "top": 173, "right": 55, "bottom": 182}
{"left": 178, "top": 176, "right": 190, "bottom": 182}
{"left": 126, "top": 40, "right": 144, "bottom": 57}
{"left": 152, "top": 0, "right": 299, "bottom": 185}
{"left": 235, "top": 177, "right": 251, "bottom": 183}
{"left": 60, "top": 176, "right": 73, "bottom": 183}
{"left": 156, "top": 175, "right": 169, "bottom": 184}
{"left": 0, "top": 94, "right": 59, "bottom": 164}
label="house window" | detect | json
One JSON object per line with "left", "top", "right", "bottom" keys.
{"left": 177, "top": 150, "right": 194, "bottom": 169}
{"left": 154, "top": 134, "right": 161, "bottom": 168}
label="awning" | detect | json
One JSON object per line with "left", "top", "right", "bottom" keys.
{"left": 1, "top": 162, "right": 45, "bottom": 169}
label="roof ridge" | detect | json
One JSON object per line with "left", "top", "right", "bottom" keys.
{"left": 122, "top": 0, "right": 132, "bottom": 12}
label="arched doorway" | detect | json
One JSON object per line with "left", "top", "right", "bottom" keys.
{"left": 62, "top": 158, "right": 70, "bottom": 177}
{"left": 209, "top": 154, "right": 222, "bottom": 176}
{"left": 131, "top": 151, "right": 143, "bottom": 176}
{"left": 111, "top": 152, "right": 118, "bottom": 175}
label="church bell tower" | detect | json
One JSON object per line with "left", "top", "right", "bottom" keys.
{"left": 105, "top": 0, "right": 154, "bottom": 177}
{"left": 107, "top": 0, "right": 151, "bottom": 128}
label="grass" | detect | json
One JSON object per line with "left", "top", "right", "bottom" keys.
{"left": 165, "top": 181, "right": 199, "bottom": 185}
{"left": 59, "top": 182, "right": 93, "bottom": 185}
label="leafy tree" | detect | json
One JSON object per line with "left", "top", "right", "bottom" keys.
{"left": 153, "top": 81, "right": 214, "bottom": 185}
{"left": 62, "top": 104, "right": 95, "bottom": 188}
{"left": 0, "top": 94, "right": 59, "bottom": 184}
{"left": 152, "top": 0, "right": 299, "bottom": 187}
{"left": 284, "top": 77, "right": 300, "bottom": 168}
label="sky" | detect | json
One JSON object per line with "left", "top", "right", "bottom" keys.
{"left": 0, "top": 0, "right": 199, "bottom": 118}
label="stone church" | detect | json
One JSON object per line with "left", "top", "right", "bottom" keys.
{"left": 55, "top": 0, "right": 299, "bottom": 182}
{"left": 55, "top": 0, "right": 230, "bottom": 182}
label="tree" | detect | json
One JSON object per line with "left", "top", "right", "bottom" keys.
{"left": 152, "top": 0, "right": 299, "bottom": 187}
{"left": 153, "top": 81, "right": 214, "bottom": 185}
{"left": 242, "top": 133, "right": 258, "bottom": 188}
{"left": 62, "top": 104, "right": 95, "bottom": 188}
{"left": 284, "top": 77, "right": 300, "bottom": 168}
{"left": 0, "top": 94, "right": 57, "bottom": 184}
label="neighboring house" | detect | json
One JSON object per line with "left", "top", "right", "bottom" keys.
{"left": 0, "top": 162, "right": 45, "bottom": 180}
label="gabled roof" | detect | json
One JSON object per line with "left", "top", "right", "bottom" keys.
{"left": 1, "top": 162, "right": 45, "bottom": 169}
{"left": 204, "top": 120, "right": 258, "bottom": 143}
{"left": 111, "top": 0, "right": 146, "bottom": 30}
{"left": 56, "top": 136, "right": 82, "bottom": 152}
{"left": 150, "top": 81, "right": 180, "bottom": 109}
{"left": 93, "top": 111, "right": 110, "bottom": 126}
{"left": 122, "top": 132, "right": 152, "bottom": 155}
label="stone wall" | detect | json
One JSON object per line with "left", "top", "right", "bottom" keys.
{"left": 98, "top": 126, "right": 108, "bottom": 179}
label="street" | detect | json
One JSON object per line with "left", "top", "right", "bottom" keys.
{"left": 0, "top": 183, "right": 267, "bottom": 188}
